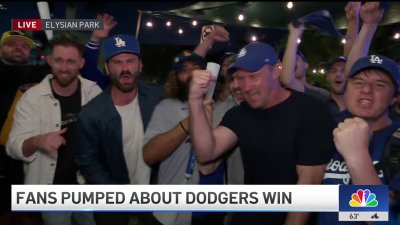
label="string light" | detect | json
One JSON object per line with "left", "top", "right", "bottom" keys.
{"left": 319, "top": 68, "right": 325, "bottom": 74}
{"left": 192, "top": 20, "right": 197, "bottom": 26}
{"left": 341, "top": 38, "right": 346, "bottom": 44}
{"left": 251, "top": 35, "right": 257, "bottom": 42}
{"left": 297, "top": 38, "right": 301, "bottom": 44}
{"left": 287, "top": 2, "right": 293, "bottom": 9}
{"left": 166, "top": 21, "right": 171, "bottom": 27}
{"left": 238, "top": 14, "right": 244, "bottom": 21}
{"left": 394, "top": 33, "right": 400, "bottom": 39}
{"left": 312, "top": 69, "right": 317, "bottom": 74}
{"left": 146, "top": 21, "right": 153, "bottom": 27}
{"left": 178, "top": 28, "right": 183, "bottom": 34}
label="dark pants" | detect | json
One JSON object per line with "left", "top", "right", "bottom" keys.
{"left": 94, "top": 212, "right": 162, "bottom": 225}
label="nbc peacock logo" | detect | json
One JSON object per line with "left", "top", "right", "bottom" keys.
{"left": 349, "top": 189, "right": 378, "bottom": 207}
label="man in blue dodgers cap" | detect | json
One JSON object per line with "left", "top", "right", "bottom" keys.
{"left": 76, "top": 34, "right": 164, "bottom": 225}
{"left": 320, "top": 55, "right": 400, "bottom": 225}
{"left": 188, "top": 41, "right": 336, "bottom": 225}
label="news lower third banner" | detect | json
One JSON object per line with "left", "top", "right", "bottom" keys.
{"left": 12, "top": 185, "right": 388, "bottom": 221}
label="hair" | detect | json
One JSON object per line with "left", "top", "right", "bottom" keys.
{"left": 164, "top": 70, "right": 189, "bottom": 102}
{"left": 49, "top": 33, "right": 84, "bottom": 56}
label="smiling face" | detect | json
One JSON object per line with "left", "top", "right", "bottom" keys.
{"left": 233, "top": 64, "right": 280, "bottom": 109}
{"left": 345, "top": 69, "right": 396, "bottom": 122}
{"left": 327, "top": 61, "right": 346, "bottom": 95}
{"left": 48, "top": 45, "right": 84, "bottom": 87}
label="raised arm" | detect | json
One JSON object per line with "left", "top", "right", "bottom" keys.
{"left": 280, "top": 22, "right": 305, "bottom": 92}
{"left": 344, "top": 2, "right": 384, "bottom": 77}
{"left": 193, "top": 25, "right": 230, "bottom": 57}
{"left": 189, "top": 69, "right": 237, "bottom": 163}
{"left": 333, "top": 117, "right": 382, "bottom": 185}
{"left": 343, "top": 2, "right": 361, "bottom": 57}
{"left": 81, "top": 13, "right": 117, "bottom": 89}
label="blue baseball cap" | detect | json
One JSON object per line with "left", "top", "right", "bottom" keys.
{"left": 327, "top": 56, "right": 347, "bottom": 70}
{"left": 349, "top": 55, "right": 400, "bottom": 92}
{"left": 228, "top": 42, "right": 278, "bottom": 76}
{"left": 104, "top": 34, "right": 140, "bottom": 61}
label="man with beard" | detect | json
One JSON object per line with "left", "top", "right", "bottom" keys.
{"left": 6, "top": 34, "right": 101, "bottom": 225}
{"left": 75, "top": 34, "right": 164, "bottom": 225}
{"left": 142, "top": 26, "right": 230, "bottom": 225}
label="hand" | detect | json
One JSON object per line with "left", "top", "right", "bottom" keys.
{"left": 345, "top": 2, "right": 361, "bottom": 22}
{"left": 37, "top": 128, "right": 67, "bottom": 153}
{"left": 189, "top": 70, "right": 217, "bottom": 102}
{"left": 288, "top": 21, "right": 304, "bottom": 37}
{"left": 333, "top": 117, "right": 371, "bottom": 160}
{"left": 360, "top": 2, "right": 384, "bottom": 24}
{"left": 208, "top": 25, "right": 230, "bottom": 43}
{"left": 91, "top": 13, "right": 118, "bottom": 42}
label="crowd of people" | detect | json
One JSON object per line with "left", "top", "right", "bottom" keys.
{"left": 0, "top": 2, "right": 399, "bottom": 225}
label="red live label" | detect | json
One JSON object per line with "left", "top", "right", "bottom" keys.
{"left": 12, "top": 19, "right": 42, "bottom": 30}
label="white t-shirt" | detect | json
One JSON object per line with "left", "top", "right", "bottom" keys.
{"left": 115, "top": 94, "right": 150, "bottom": 184}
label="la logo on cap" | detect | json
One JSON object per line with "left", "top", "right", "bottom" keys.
{"left": 370, "top": 55, "right": 383, "bottom": 64}
{"left": 114, "top": 37, "right": 126, "bottom": 48}
{"left": 238, "top": 48, "right": 247, "bottom": 58}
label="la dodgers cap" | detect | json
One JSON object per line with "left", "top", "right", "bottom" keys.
{"left": 104, "top": 34, "right": 140, "bottom": 61}
{"left": 349, "top": 55, "right": 400, "bottom": 92}
{"left": 228, "top": 42, "right": 278, "bottom": 76}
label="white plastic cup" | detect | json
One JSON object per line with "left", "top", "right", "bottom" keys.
{"left": 37, "top": 2, "right": 53, "bottom": 40}
{"left": 206, "top": 62, "right": 221, "bottom": 99}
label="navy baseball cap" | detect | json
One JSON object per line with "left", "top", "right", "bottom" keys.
{"left": 327, "top": 56, "right": 347, "bottom": 70}
{"left": 228, "top": 42, "right": 278, "bottom": 76}
{"left": 349, "top": 55, "right": 400, "bottom": 92}
{"left": 104, "top": 34, "right": 140, "bottom": 61}
{"left": 173, "top": 50, "right": 206, "bottom": 73}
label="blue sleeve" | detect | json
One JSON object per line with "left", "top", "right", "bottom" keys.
{"left": 80, "top": 41, "right": 110, "bottom": 90}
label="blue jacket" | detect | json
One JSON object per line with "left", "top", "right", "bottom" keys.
{"left": 76, "top": 82, "right": 164, "bottom": 184}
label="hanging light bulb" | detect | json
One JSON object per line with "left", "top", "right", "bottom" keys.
{"left": 341, "top": 38, "right": 346, "bottom": 44}
{"left": 166, "top": 21, "right": 172, "bottom": 27}
{"left": 287, "top": 2, "right": 293, "bottom": 9}
{"left": 394, "top": 33, "right": 400, "bottom": 39}
{"left": 312, "top": 69, "right": 317, "bottom": 74}
{"left": 251, "top": 35, "right": 257, "bottom": 42}
{"left": 146, "top": 21, "right": 153, "bottom": 27}
{"left": 178, "top": 28, "right": 183, "bottom": 34}
{"left": 192, "top": 20, "right": 198, "bottom": 26}
{"left": 238, "top": 14, "right": 244, "bottom": 21}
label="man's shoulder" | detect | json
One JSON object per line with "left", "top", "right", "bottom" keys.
{"left": 80, "top": 88, "right": 110, "bottom": 114}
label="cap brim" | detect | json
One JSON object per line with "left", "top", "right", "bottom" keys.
{"left": 227, "top": 60, "right": 263, "bottom": 76}
{"left": 106, "top": 50, "right": 140, "bottom": 61}
{"left": 2, "top": 35, "right": 34, "bottom": 49}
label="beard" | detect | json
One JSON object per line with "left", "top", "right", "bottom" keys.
{"left": 111, "top": 70, "right": 140, "bottom": 93}
{"left": 52, "top": 73, "right": 77, "bottom": 87}
{"left": 176, "top": 77, "right": 190, "bottom": 102}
